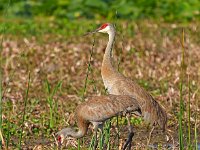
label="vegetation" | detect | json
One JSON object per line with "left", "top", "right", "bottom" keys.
{"left": 0, "top": 0, "right": 200, "bottom": 22}
{"left": 0, "top": 0, "right": 199, "bottom": 149}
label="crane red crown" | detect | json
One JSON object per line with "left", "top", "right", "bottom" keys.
{"left": 99, "top": 23, "right": 109, "bottom": 30}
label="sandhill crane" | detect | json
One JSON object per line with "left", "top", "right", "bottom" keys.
{"left": 56, "top": 95, "right": 141, "bottom": 150}
{"left": 86, "top": 23, "right": 167, "bottom": 139}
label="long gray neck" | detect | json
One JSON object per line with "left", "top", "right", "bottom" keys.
{"left": 102, "top": 29, "right": 116, "bottom": 69}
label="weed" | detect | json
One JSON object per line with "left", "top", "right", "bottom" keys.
{"left": 178, "top": 28, "right": 186, "bottom": 150}
{"left": 45, "top": 79, "right": 62, "bottom": 129}
{"left": 0, "top": 23, "right": 3, "bottom": 150}
{"left": 18, "top": 72, "right": 31, "bottom": 149}
{"left": 81, "top": 38, "right": 95, "bottom": 101}
{"left": 0, "top": 1, "right": 11, "bottom": 148}
{"left": 194, "top": 89, "right": 199, "bottom": 150}
{"left": 187, "top": 74, "right": 191, "bottom": 149}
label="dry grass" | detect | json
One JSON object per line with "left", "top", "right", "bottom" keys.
{"left": 1, "top": 20, "right": 200, "bottom": 149}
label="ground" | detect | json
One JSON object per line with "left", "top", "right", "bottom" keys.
{"left": 1, "top": 19, "right": 200, "bottom": 149}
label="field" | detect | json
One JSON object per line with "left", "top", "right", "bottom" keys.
{"left": 0, "top": 17, "right": 200, "bottom": 149}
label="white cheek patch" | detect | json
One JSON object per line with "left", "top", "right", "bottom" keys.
{"left": 99, "top": 26, "right": 110, "bottom": 33}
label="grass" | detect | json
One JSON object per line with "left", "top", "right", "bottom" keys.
{"left": 81, "top": 37, "right": 96, "bottom": 101}
{"left": 178, "top": 29, "right": 185, "bottom": 150}
{"left": 0, "top": 1, "right": 9, "bottom": 147}
{"left": 178, "top": 29, "right": 199, "bottom": 150}
{"left": 45, "top": 79, "right": 62, "bottom": 129}
{"left": 0, "top": 23, "right": 3, "bottom": 149}
{"left": 5, "top": 100, "right": 12, "bottom": 148}
{"left": 0, "top": 17, "right": 199, "bottom": 149}
{"left": 18, "top": 72, "right": 30, "bottom": 148}
{"left": 194, "top": 92, "right": 198, "bottom": 150}
{"left": 187, "top": 74, "right": 191, "bottom": 149}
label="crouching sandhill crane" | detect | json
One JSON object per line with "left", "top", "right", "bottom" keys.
{"left": 56, "top": 95, "right": 141, "bottom": 150}
{"left": 86, "top": 23, "right": 167, "bottom": 131}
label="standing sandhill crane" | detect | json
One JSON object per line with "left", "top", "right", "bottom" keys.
{"left": 86, "top": 23, "right": 167, "bottom": 141}
{"left": 56, "top": 95, "right": 141, "bottom": 150}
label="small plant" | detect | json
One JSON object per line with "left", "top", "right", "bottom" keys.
{"left": 80, "top": 38, "right": 95, "bottom": 101}
{"left": 104, "top": 121, "right": 111, "bottom": 149}
{"left": 0, "top": 24, "right": 3, "bottom": 149}
{"left": 45, "top": 79, "right": 62, "bottom": 129}
{"left": 89, "top": 135, "right": 95, "bottom": 149}
{"left": 4, "top": 100, "right": 13, "bottom": 148}
{"left": 194, "top": 89, "right": 198, "bottom": 150}
{"left": 178, "top": 29, "right": 185, "bottom": 150}
{"left": 187, "top": 74, "right": 191, "bottom": 149}
{"left": 18, "top": 72, "right": 31, "bottom": 149}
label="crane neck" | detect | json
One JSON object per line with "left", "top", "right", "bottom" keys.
{"left": 67, "top": 128, "right": 84, "bottom": 138}
{"left": 71, "top": 129, "right": 84, "bottom": 138}
{"left": 102, "top": 30, "right": 116, "bottom": 70}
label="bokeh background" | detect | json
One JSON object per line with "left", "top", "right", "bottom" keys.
{"left": 0, "top": 0, "right": 200, "bottom": 149}
{"left": 0, "top": 0, "right": 200, "bottom": 21}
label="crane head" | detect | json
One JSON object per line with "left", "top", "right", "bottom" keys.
{"left": 57, "top": 134, "right": 64, "bottom": 145}
{"left": 84, "top": 23, "right": 114, "bottom": 36}
{"left": 56, "top": 128, "right": 73, "bottom": 144}
{"left": 97, "top": 23, "right": 111, "bottom": 33}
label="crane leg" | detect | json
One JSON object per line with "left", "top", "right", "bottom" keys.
{"left": 93, "top": 122, "right": 104, "bottom": 150}
{"left": 93, "top": 129, "right": 98, "bottom": 150}
{"left": 94, "top": 128, "right": 98, "bottom": 150}
{"left": 122, "top": 114, "right": 134, "bottom": 150}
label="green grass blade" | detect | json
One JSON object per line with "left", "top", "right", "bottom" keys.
{"left": 51, "top": 81, "right": 62, "bottom": 97}
{"left": 81, "top": 38, "right": 95, "bottom": 101}
{"left": 45, "top": 79, "right": 51, "bottom": 94}
{"left": 45, "top": 80, "right": 62, "bottom": 129}
{"left": 0, "top": 1, "right": 12, "bottom": 147}
{"left": 178, "top": 28, "right": 185, "bottom": 150}
{"left": 104, "top": 120, "right": 111, "bottom": 149}
{"left": 78, "top": 139, "right": 81, "bottom": 150}
{"left": 194, "top": 89, "right": 198, "bottom": 150}
{"left": 18, "top": 72, "right": 31, "bottom": 149}
{"left": 187, "top": 74, "right": 191, "bottom": 149}
{"left": 89, "top": 135, "right": 95, "bottom": 149}
{"left": 0, "top": 22, "right": 3, "bottom": 150}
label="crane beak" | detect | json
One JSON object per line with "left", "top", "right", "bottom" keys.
{"left": 83, "top": 28, "right": 100, "bottom": 36}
